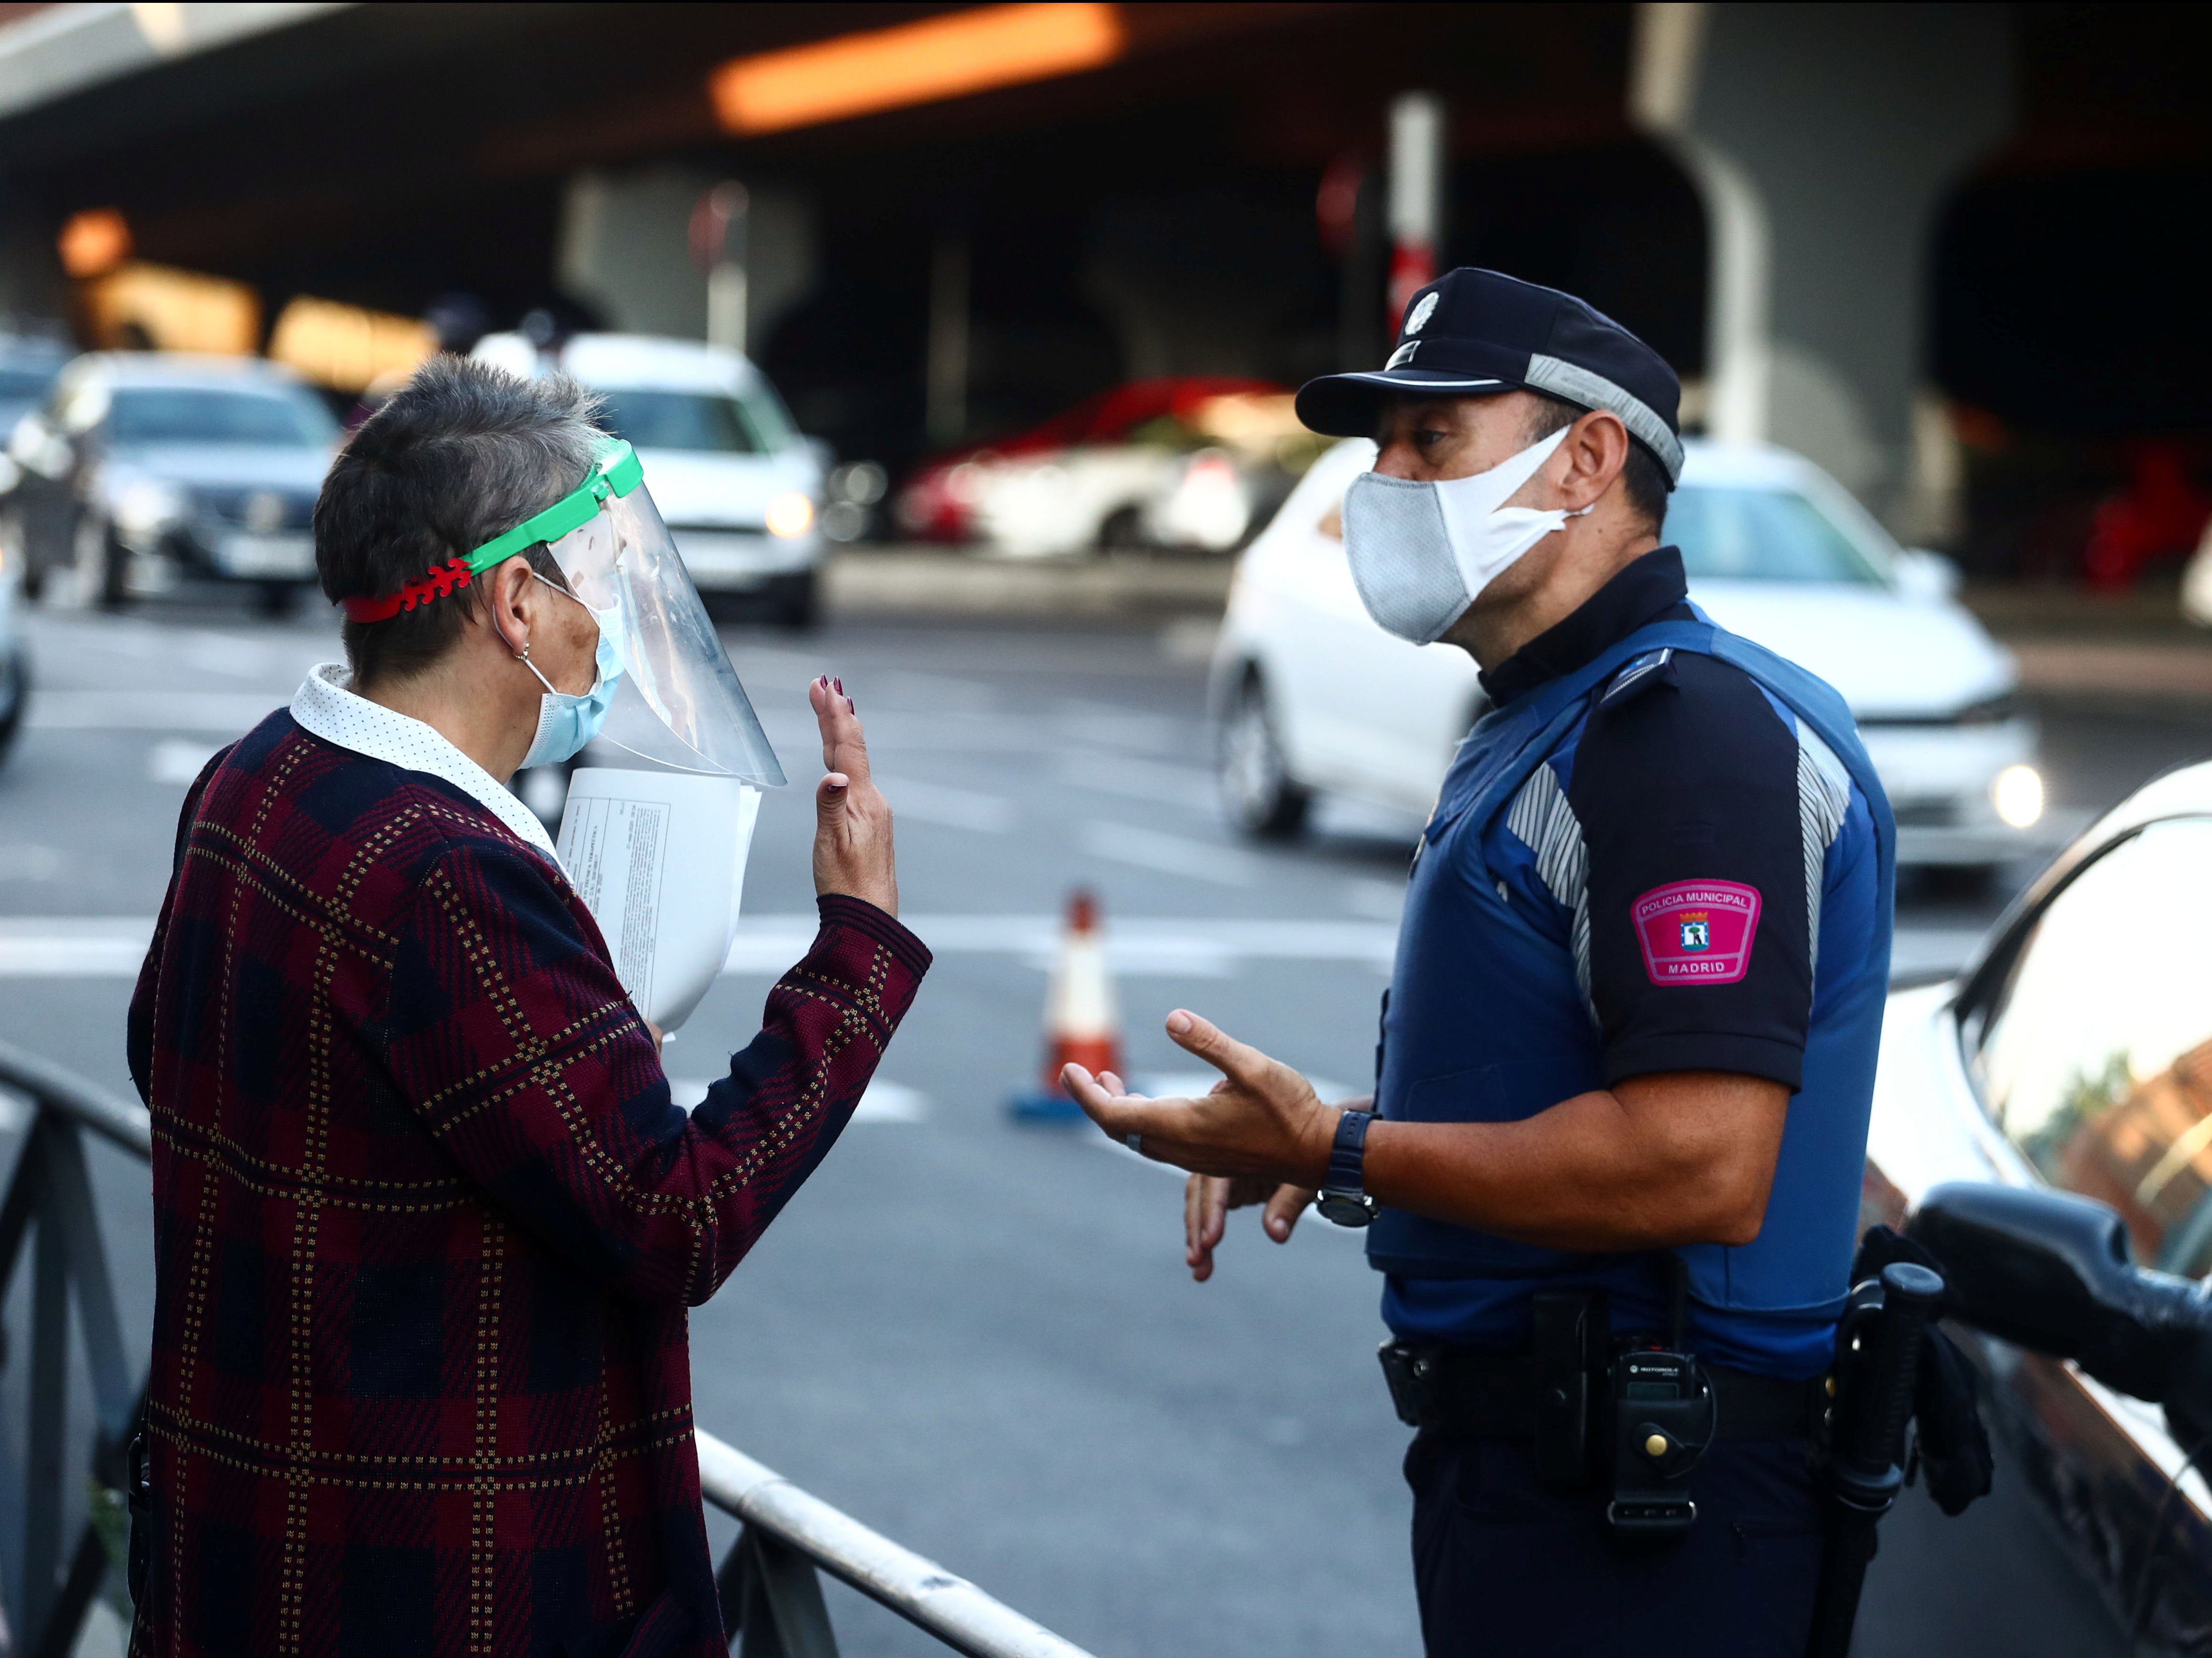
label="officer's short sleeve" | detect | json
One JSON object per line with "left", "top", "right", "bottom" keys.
{"left": 1568, "top": 651, "right": 1813, "bottom": 1091}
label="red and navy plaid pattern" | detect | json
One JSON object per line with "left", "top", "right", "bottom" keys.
{"left": 124, "top": 712, "right": 930, "bottom": 1657}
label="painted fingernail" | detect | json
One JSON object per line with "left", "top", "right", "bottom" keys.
{"left": 833, "top": 677, "right": 844, "bottom": 694}
{"left": 846, "top": 698, "right": 856, "bottom": 713}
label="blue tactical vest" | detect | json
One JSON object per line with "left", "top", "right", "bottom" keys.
{"left": 1367, "top": 613, "right": 1896, "bottom": 1332}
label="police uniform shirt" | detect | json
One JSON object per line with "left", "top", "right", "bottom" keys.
{"left": 1385, "top": 547, "right": 1883, "bottom": 1378}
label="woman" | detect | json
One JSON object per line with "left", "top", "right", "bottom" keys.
{"left": 126, "top": 357, "right": 928, "bottom": 1657}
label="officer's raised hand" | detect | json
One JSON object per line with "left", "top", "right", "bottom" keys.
{"left": 1064, "top": 1009, "right": 1334, "bottom": 1176}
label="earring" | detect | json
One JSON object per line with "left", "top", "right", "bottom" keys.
{"left": 516, "top": 641, "right": 531, "bottom": 662}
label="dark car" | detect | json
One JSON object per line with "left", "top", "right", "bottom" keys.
{"left": 1864, "top": 762, "right": 2212, "bottom": 1651}
{"left": 1, "top": 353, "right": 336, "bottom": 614}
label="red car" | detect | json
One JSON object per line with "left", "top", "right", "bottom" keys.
{"left": 895, "top": 376, "right": 1285, "bottom": 548}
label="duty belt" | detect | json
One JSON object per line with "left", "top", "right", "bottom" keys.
{"left": 1381, "top": 1339, "right": 1825, "bottom": 1443}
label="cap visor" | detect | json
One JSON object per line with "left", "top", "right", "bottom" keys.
{"left": 1294, "top": 369, "right": 1513, "bottom": 437}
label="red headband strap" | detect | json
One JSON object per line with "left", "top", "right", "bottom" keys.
{"left": 342, "top": 557, "right": 474, "bottom": 624}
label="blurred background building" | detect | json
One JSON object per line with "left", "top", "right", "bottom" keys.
{"left": 0, "top": 0, "right": 2203, "bottom": 584}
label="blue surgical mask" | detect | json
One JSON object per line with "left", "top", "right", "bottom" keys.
{"left": 517, "top": 577, "right": 625, "bottom": 768}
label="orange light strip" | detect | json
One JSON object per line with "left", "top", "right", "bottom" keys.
{"left": 710, "top": 4, "right": 1126, "bottom": 136}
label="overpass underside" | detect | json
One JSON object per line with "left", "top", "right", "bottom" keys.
{"left": 0, "top": 1, "right": 2203, "bottom": 569}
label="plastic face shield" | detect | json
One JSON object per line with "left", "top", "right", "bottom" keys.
{"left": 467, "top": 439, "right": 786, "bottom": 784}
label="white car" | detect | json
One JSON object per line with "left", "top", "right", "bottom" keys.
{"left": 1210, "top": 438, "right": 2050, "bottom": 870}
{"left": 1866, "top": 764, "right": 2212, "bottom": 1639}
{"left": 474, "top": 333, "right": 823, "bottom": 627}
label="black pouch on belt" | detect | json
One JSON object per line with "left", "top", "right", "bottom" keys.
{"left": 1531, "top": 1289, "right": 1606, "bottom": 1486}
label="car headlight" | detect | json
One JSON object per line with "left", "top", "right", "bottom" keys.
{"left": 766, "top": 492, "right": 815, "bottom": 539}
{"left": 113, "top": 478, "right": 188, "bottom": 539}
{"left": 1992, "top": 764, "right": 2044, "bottom": 828}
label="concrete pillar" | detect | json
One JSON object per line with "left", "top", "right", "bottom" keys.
{"left": 1632, "top": 3, "right": 2012, "bottom": 536}
{"left": 557, "top": 165, "right": 815, "bottom": 359}
{"left": 1386, "top": 92, "right": 1445, "bottom": 326}
{"left": 0, "top": 188, "right": 67, "bottom": 331}
{"left": 925, "top": 230, "right": 969, "bottom": 447}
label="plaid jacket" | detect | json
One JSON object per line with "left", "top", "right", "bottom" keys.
{"left": 125, "top": 712, "right": 930, "bottom": 1658}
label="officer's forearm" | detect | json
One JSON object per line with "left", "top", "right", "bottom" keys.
{"left": 1359, "top": 1070, "right": 1788, "bottom": 1251}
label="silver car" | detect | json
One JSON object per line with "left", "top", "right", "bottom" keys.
{"left": 1, "top": 353, "right": 336, "bottom": 615}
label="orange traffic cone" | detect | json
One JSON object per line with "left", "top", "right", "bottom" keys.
{"left": 1009, "top": 889, "right": 1122, "bottom": 1119}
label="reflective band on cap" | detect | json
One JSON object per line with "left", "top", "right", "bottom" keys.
{"left": 1524, "top": 353, "right": 1685, "bottom": 484}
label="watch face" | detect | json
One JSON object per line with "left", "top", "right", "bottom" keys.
{"left": 1315, "top": 1191, "right": 1377, "bottom": 1228}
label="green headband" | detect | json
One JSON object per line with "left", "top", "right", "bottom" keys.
{"left": 461, "top": 436, "right": 644, "bottom": 575}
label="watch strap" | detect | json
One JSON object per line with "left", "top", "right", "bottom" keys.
{"left": 1325, "top": 1107, "right": 1373, "bottom": 1196}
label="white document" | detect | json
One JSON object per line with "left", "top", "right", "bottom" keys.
{"left": 556, "top": 767, "right": 762, "bottom": 1032}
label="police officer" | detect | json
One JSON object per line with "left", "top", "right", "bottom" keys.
{"left": 1065, "top": 268, "right": 1894, "bottom": 1657}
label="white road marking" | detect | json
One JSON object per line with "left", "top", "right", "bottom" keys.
{"left": 0, "top": 913, "right": 1392, "bottom": 978}
{"left": 875, "top": 776, "right": 1017, "bottom": 834}
{"left": 0, "top": 847, "right": 63, "bottom": 883}
{"left": 670, "top": 1075, "right": 926, "bottom": 1121}
{"left": 1055, "top": 752, "right": 1216, "bottom": 812}
{"left": 0, "top": 917, "right": 152, "bottom": 971}
{"left": 0, "top": 912, "right": 1986, "bottom": 988}
{"left": 1077, "top": 822, "right": 1261, "bottom": 887}
{"left": 28, "top": 691, "right": 282, "bottom": 732}
{"left": 725, "top": 914, "right": 1398, "bottom": 975}
{"left": 148, "top": 739, "right": 223, "bottom": 785}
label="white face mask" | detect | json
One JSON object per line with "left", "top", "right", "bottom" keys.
{"left": 1341, "top": 427, "right": 1591, "bottom": 645}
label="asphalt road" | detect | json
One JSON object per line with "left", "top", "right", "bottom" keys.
{"left": 0, "top": 595, "right": 2203, "bottom": 1657}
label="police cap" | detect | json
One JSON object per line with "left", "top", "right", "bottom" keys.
{"left": 1296, "top": 267, "right": 1685, "bottom": 487}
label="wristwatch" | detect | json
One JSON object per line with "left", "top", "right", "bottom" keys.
{"left": 1313, "top": 1108, "right": 1379, "bottom": 1227}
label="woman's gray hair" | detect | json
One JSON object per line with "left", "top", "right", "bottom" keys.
{"left": 317, "top": 355, "right": 605, "bottom": 688}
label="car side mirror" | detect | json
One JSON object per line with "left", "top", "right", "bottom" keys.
{"left": 1908, "top": 1182, "right": 2212, "bottom": 1449}
{"left": 1892, "top": 548, "right": 1962, "bottom": 603}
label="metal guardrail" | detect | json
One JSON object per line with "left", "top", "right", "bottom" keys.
{"left": 0, "top": 1039, "right": 1097, "bottom": 1658}
{"left": 0, "top": 1039, "right": 150, "bottom": 1658}
{"left": 698, "top": 1433, "right": 1094, "bottom": 1658}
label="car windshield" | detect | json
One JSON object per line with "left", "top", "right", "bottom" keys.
{"left": 1669, "top": 484, "right": 1887, "bottom": 584}
{"left": 595, "top": 387, "right": 790, "bottom": 455}
{"left": 108, "top": 387, "right": 336, "bottom": 448}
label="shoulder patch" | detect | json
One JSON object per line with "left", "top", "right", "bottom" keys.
{"left": 1597, "top": 648, "right": 1676, "bottom": 712}
{"left": 1633, "top": 878, "right": 1761, "bottom": 985}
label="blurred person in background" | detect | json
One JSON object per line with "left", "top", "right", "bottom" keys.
{"left": 1068, "top": 270, "right": 1896, "bottom": 1657}
{"left": 125, "top": 357, "right": 928, "bottom": 1656}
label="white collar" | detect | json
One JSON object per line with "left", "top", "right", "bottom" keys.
{"left": 290, "top": 664, "right": 564, "bottom": 868}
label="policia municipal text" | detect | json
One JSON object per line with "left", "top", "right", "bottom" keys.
{"left": 1067, "top": 270, "right": 1897, "bottom": 1655}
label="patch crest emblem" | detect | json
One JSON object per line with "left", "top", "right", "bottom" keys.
{"left": 1404, "top": 291, "right": 1440, "bottom": 335}
{"left": 1633, "top": 880, "right": 1760, "bottom": 985}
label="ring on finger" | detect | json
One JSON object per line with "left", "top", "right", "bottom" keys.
{"left": 1124, "top": 1132, "right": 1143, "bottom": 1154}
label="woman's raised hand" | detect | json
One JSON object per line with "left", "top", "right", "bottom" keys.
{"left": 809, "top": 676, "right": 898, "bottom": 917}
